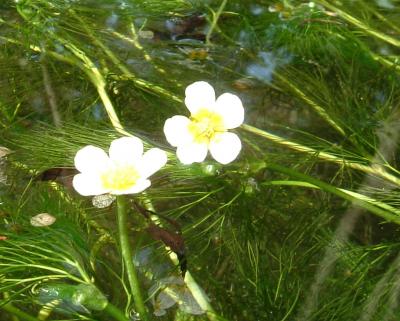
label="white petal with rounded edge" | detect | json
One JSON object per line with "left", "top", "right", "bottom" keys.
{"left": 109, "top": 136, "right": 143, "bottom": 164}
{"left": 74, "top": 146, "right": 110, "bottom": 174}
{"left": 185, "top": 81, "right": 216, "bottom": 115}
{"left": 209, "top": 132, "right": 242, "bottom": 164}
{"left": 137, "top": 148, "right": 167, "bottom": 178}
{"left": 111, "top": 179, "right": 151, "bottom": 195}
{"left": 72, "top": 173, "right": 109, "bottom": 196}
{"left": 163, "top": 116, "right": 192, "bottom": 147}
{"left": 214, "top": 93, "right": 244, "bottom": 129}
{"left": 176, "top": 142, "right": 208, "bottom": 165}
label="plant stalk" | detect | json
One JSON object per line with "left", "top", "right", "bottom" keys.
{"left": 2, "top": 304, "right": 41, "bottom": 321}
{"left": 276, "top": 74, "right": 345, "bottom": 136}
{"left": 265, "top": 163, "right": 400, "bottom": 225}
{"left": 142, "top": 197, "right": 228, "bottom": 321}
{"left": 104, "top": 303, "right": 131, "bottom": 321}
{"left": 317, "top": 0, "right": 400, "bottom": 48}
{"left": 116, "top": 195, "right": 148, "bottom": 321}
{"left": 241, "top": 124, "right": 400, "bottom": 186}
{"left": 206, "top": 0, "right": 228, "bottom": 45}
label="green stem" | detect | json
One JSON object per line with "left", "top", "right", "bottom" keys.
{"left": 116, "top": 195, "right": 149, "bottom": 321}
{"left": 276, "top": 74, "right": 345, "bottom": 136}
{"left": 265, "top": 163, "right": 400, "bottom": 225}
{"left": 58, "top": 40, "right": 129, "bottom": 136}
{"left": 241, "top": 124, "right": 400, "bottom": 186}
{"left": 142, "top": 197, "right": 228, "bottom": 321}
{"left": 206, "top": 0, "right": 228, "bottom": 45}
{"left": 263, "top": 180, "right": 400, "bottom": 216}
{"left": 358, "top": 0, "right": 400, "bottom": 34}
{"left": 71, "top": 11, "right": 181, "bottom": 103}
{"left": 184, "top": 271, "right": 228, "bottom": 321}
{"left": 2, "top": 304, "right": 41, "bottom": 321}
{"left": 104, "top": 303, "right": 130, "bottom": 321}
{"left": 317, "top": 0, "right": 400, "bottom": 48}
{"left": 370, "top": 52, "right": 400, "bottom": 73}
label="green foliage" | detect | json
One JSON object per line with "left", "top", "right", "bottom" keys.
{"left": 1, "top": 1, "right": 400, "bottom": 321}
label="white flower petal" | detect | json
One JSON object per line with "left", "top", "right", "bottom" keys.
{"left": 163, "top": 116, "right": 192, "bottom": 147}
{"left": 74, "top": 146, "right": 110, "bottom": 174}
{"left": 111, "top": 179, "right": 151, "bottom": 195}
{"left": 137, "top": 148, "right": 167, "bottom": 178}
{"left": 72, "top": 173, "right": 109, "bottom": 196}
{"left": 185, "top": 81, "right": 216, "bottom": 115}
{"left": 176, "top": 143, "right": 208, "bottom": 165}
{"left": 209, "top": 132, "right": 241, "bottom": 164}
{"left": 109, "top": 136, "right": 143, "bottom": 164}
{"left": 214, "top": 93, "right": 244, "bottom": 129}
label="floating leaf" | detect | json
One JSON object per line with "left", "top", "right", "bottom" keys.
{"left": 38, "top": 283, "right": 108, "bottom": 314}
{"left": 149, "top": 276, "right": 204, "bottom": 316}
{"left": 38, "top": 283, "right": 88, "bottom": 314}
{"left": 72, "top": 284, "right": 108, "bottom": 311}
{"left": 153, "top": 291, "right": 176, "bottom": 316}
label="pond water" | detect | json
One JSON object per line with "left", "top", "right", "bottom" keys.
{"left": 1, "top": 1, "right": 400, "bottom": 320}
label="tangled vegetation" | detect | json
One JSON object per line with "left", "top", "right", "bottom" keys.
{"left": 1, "top": 0, "right": 400, "bottom": 320}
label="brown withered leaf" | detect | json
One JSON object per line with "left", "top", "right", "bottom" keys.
{"left": 37, "top": 167, "right": 77, "bottom": 189}
{"left": 134, "top": 202, "right": 187, "bottom": 276}
{"left": 146, "top": 224, "right": 187, "bottom": 276}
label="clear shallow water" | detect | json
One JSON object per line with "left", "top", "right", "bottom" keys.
{"left": 1, "top": 1, "right": 400, "bottom": 320}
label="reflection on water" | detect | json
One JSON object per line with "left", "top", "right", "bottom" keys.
{"left": 150, "top": 276, "right": 204, "bottom": 316}
{"left": 246, "top": 49, "right": 292, "bottom": 83}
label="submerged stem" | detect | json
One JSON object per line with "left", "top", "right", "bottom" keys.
{"left": 103, "top": 303, "right": 130, "bottom": 321}
{"left": 241, "top": 124, "right": 400, "bottom": 186}
{"left": 264, "top": 180, "right": 400, "bottom": 216}
{"left": 206, "top": 0, "right": 228, "bottom": 45}
{"left": 276, "top": 74, "right": 345, "bottom": 136}
{"left": 142, "top": 197, "right": 228, "bottom": 321}
{"left": 265, "top": 163, "right": 400, "bottom": 225}
{"left": 184, "top": 271, "right": 228, "bottom": 321}
{"left": 2, "top": 303, "right": 41, "bottom": 321}
{"left": 317, "top": 0, "right": 400, "bottom": 48}
{"left": 116, "top": 195, "right": 148, "bottom": 321}
{"left": 59, "top": 40, "right": 130, "bottom": 136}
{"left": 72, "top": 12, "right": 181, "bottom": 103}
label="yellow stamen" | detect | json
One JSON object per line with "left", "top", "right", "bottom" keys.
{"left": 188, "top": 108, "right": 224, "bottom": 144}
{"left": 101, "top": 165, "right": 139, "bottom": 191}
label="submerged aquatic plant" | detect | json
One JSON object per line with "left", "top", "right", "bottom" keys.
{"left": 1, "top": 0, "right": 400, "bottom": 321}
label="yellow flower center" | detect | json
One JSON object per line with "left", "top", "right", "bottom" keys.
{"left": 188, "top": 108, "right": 224, "bottom": 144}
{"left": 101, "top": 164, "right": 140, "bottom": 192}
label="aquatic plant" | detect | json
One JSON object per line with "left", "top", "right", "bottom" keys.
{"left": 1, "top": 1, "right": 400, "bottom": 321}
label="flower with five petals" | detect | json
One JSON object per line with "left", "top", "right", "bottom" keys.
{"left": 72, "top": 137, "right": 167, "bottom": 196}
{"left": 163, "top": 81, "right": 244, "bottom": 165}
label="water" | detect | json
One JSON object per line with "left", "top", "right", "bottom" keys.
{"left": 1, "top": 1, "right": 400, "bottom": 320}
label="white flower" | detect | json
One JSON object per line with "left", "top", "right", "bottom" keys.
{"left": 72, "top": 137, "right": 167, "bottom": 196}
{"left": 163, "top": 81, "right": 244, "bottom": 165}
